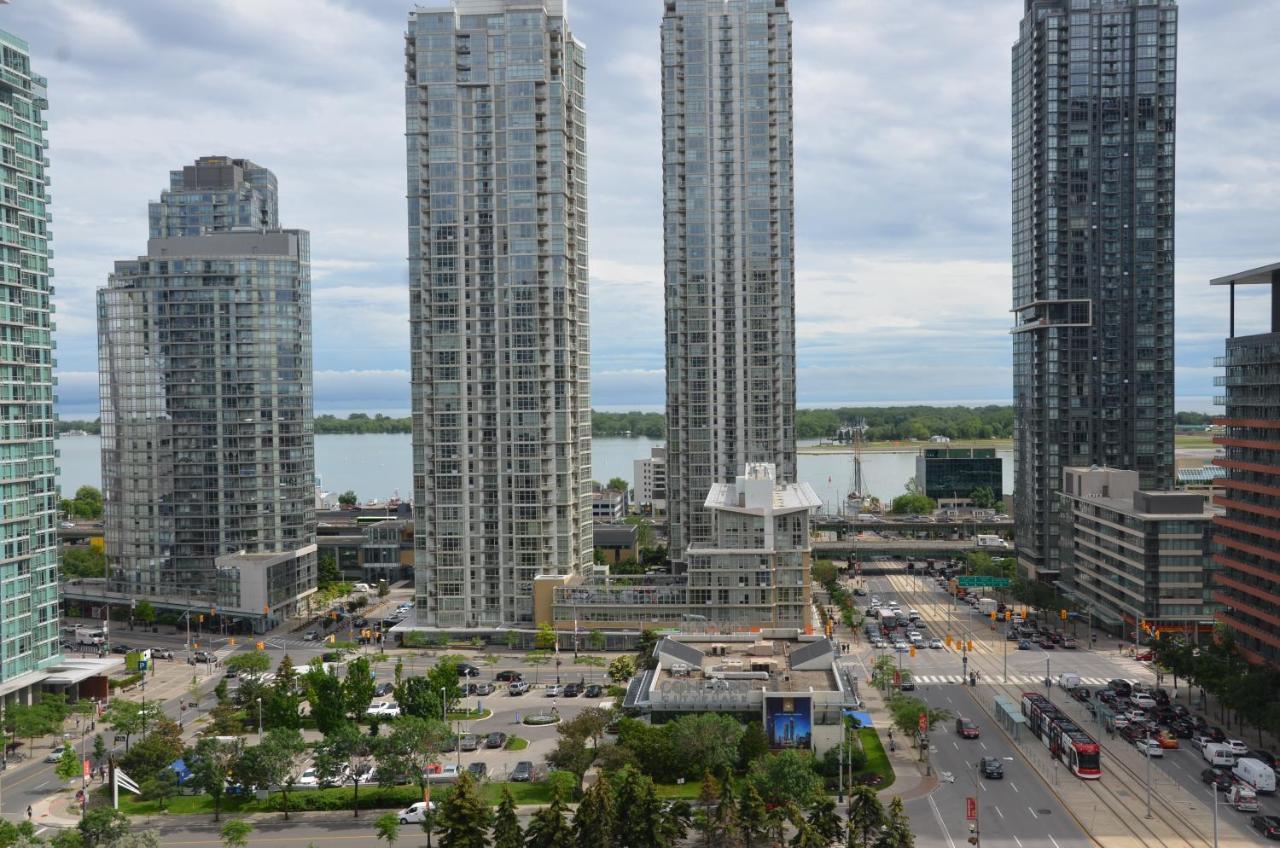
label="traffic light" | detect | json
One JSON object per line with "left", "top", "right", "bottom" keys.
{"left": 228, "top": 638, "right": 236, "bottom": 646}
{"left": 197, "top": 614, "right": 204, "bottom": 624}
{"left": 945, "top": 635, "right": 953, "bottom": 647}
{"left": 1060, "top": 608, "right": 1068, "bottom": 621}
{"left": 256, "top": 641, "right": 265, "bottom": 651}
{"left": 990, "top": 611, "right": 997, "bottom": 621}
{"left": 909, "top": 646, "right": 916, "bottom": 658}
{"left": 967, "top": 640, "right": 974, "bottom": 652}
{"left": 1004, "top": 610, "right": 1011, "bottom": 621}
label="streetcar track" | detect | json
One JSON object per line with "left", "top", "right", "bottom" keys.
{"left": 878, "top": 570, "right": 1213, "bottom": 848}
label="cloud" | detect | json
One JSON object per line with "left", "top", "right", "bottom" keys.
{"left": 4, "top": 0, "right": 1274, "bottom": 417}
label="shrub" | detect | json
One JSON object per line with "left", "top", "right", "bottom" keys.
{"left": 109, "top": 672, "right": 145, "bottom": 691}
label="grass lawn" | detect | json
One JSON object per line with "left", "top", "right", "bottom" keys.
{"left": 855, "top": 727, "right": 894, "bottom": 790}
{"left": 504, "top": 736, "right": 529, "bottom": 751}
{"left": 653, "top": 780, "right": 703, "bottom": 800}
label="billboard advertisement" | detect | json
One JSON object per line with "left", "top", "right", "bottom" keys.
{"left": 763, "top": 694, "right": 813, "bottom": 750}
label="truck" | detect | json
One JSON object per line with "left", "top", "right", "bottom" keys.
{"left": 976, "top": 598, "right": 999, "bottom": 616}
{"left": 1233, "top": 758, "right": 1276, "bottom": 793}
{"left": 74, "top": 627, "right": 105, "bottom": 647}
{"left": 975, "top": 535, "right": 1008, "bottom": 549}
{"left": 1227, "top": 784, "right": 1259, "bottom": 812}
{"left": 878, "top": 609, "right": 897, "bottom": 629}
{"left": 1202, "top": 743, "right": 1236, "bottom": 768}
{"left": 1057, "top": 673, "right": 1082, "bottom": 691}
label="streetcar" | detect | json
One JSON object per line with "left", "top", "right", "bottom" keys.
{"left": 1021, "top": 692, "right": 1102, "bottom": 779}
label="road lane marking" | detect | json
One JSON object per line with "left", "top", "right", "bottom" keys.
{"left": 994, "top": 805, "right": 1004, "bottom": 819}
{"left": 979, "top": 781, "right": 986, "bottom": 792}
{"left": 928, "top": 793, "right": 958, "bottom": 848}
{"left": 1010, "top": 782, "right": 1019, "bottom": 792}
{"left": 1028, "top": 807, "right": 1038, "bottom": 820}
{"left": 980, "top": 741, "right": 988, "bottom": 751}
{"left": 1048, "top": 835, "right": 1061, "bottom": 848}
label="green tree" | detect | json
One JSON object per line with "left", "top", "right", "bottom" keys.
{"left": 889, "top": 493, "right": 935, "bottom": 515}
{"left": 623, "top": 516, "right": 655, "bottom": 549}
{"left": 492, "top": 787, "right": 523, "bottom": 848}
{"left": 397, "top": 676, "right": 446, "bottom": 721}
{"left": 874, "top": 797, "right": 914, "bottom": 848}
{"left": 303, "top": 663, "right": 347, "bottom": 734}
{"left": 313, "top": 721, "right": 375, "bottom": 817}
{"left": 747, "top": 750, "right": 823, "bottom": 809}
{"left": 560, "top": 707, "right": 611, "bottom": 749}
{"left": 846, "top": 785, "right": 885, "bottom": 848}
{"left": 692, "top": 773, "right": 726, "bottom": 848}
{"left": 427, "top": 659, "right": 463, "bottom": 715}
{"left": 92, "top": 734, "right": 106, "bottom": 766}
{"left": 134, "top": 600, "right": 157, "bottom": 627}
{"left": 546, "top": 735, "right": 595, "bottom": 797}
{"left": 187, "top": 736, "right": 242, "bottom": 821}
{"left": 615, "top": 717, "right": 678, "bottom": 782}
{"left": 344, "top": 657, "right": 377, "bottom": 720}
{"left": 374, "top": 812, "right": 400, "bottom": 848}
{"left": 225, "top": 650, "right": 271, "bottom": 677}
{"left": 607, "top": 655, "right": 636, "bottom": 683}
{"left": 571, "top": 778, "right": 614, "bottom": 848}
{"left": 737, "top": 782, "right": 769, "bottom": 848}
{"left": 378, "top": 580, "right": 390, "bottom": 599}
{"left": 262, "top": 656, "right": 303, "bottom": 730}
{"left": 338, "top": 490, "right": 359, "bottom": 508}
{"left": 251, "top": 728, "right": 309, "bottom": 820}
{"left": 55, "top": 742, "right": 81, "bottom": 783}
{"left": 607, "top": 477, "right": 629, "bottom": 492}
{"left": 668, "top": 713, "right": 744, "bottom": 779}
{"left": 436, "top": 771, "right": 492, "bottom": 848}
{"left": 534, "top": 622, "right": 559, "bottom": 651}
{"left": 886, "top": 695, "right": 951, "bottom": 749}
{"left": 317, "top": 553, "right": 341, "bottom": 588}
{"left": 806, "top": 796, "right": 843, "bottom": 845}
{"left": 102, "top": 699, "right": 160, "bottom": 752}
{"left": 588, "top": 629, "right": 608, "bottom": 652}
{"left": 68, "top": 485, "right": 104, "bottom": 519}
{"left": 524, "top": 784, "right": 574, "bottom": 848}
{"left": 219, "top": 819, "right": 253, "bottom": 848}
{"left": 140, "top": 765, "right": 180, "bottom": 810}
{"left": 78, "top": 808, "right": 129, "bottom": 848}
{"left": 969, "top": 485, "right": 997, "bottom": 509}
{"left": 61, "top": 545, "right": 106, "bottom": 578}
{"left": 375, "top": 716, "right": 451, "bottom": 807}
{"left": 737, "top": 721, "right": 768, "bottom": 769}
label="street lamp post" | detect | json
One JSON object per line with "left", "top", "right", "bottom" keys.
{"left": 256, "top": 698, "right": 263, "bottom": 743}
{"left": 1145, "top": 727, "right": 1153, "bottom": 819}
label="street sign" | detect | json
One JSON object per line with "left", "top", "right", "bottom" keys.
{"left": 966, "top": 797, "right": 977, "bottom": 821}
{"left": 918, "top": 712, "right": 928, "bottom": 733}
{"left": 83, "top": 759, "right": 90, "bottom": 780}
{"left": 893, "top": 671, "right": 901, "bottom": 687}
{"left": 955, "top": 576, "right": 1012, "bottom": 588}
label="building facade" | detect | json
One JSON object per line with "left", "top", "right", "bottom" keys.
{"left": 405, "top": 1, "right": 591, "bottom": 629}
{"left": 633, "top": 445, "right": 667, "bottom": 515}
{"left": 97, "top": 158, "right": 316, "bottom": 627}
{"left": 0, "top": 30, "right": 62, "bottom": 693}
{"left": 1210, "top": 264, "right": 1280, "bottom": 668}
{"left": 915, "top": 448, "right": 1003, "bottom": 508}
{"left": 1012, "top": 0, "right": 1178, "bottom": 581}
{"left": 662, "top": 0, "right": 797, "bottom": 567}
{"left": 1058, "top": 467, "right": 1216, "bottom": 639}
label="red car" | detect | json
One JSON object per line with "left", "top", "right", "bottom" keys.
{"left": 956, "top": 718, "right": 980, "bottom": 739}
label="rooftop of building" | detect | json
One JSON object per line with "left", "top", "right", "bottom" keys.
{"left": 650, "top": 635, "right": 839, "bottom": 695}
{"left": 1211, "top": 261, "right": 1280, "bottom": 286}
{"left": 704, "top": 463, "right": 821, "bottom": 515}
{"left": 1063, "top": 467, "right": 1214, "bottom": 520}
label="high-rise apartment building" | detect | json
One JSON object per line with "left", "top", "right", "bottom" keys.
{"left": 1012, "top": 0, "right": 1177, "bottom": 581}
{"left": 0, "top": 30, "right": 62, "bottom": 686}
{"left": 661, "top": 0, "right": 796, "bottom": 567}
{"left": 405, "top": 1, "right": 591, "bottom": 629}
{"left": 1210, "top": 265, "right": 1280, "bottom": 669}
{"left": 98, "top": 157, "right": 317, "bottom": 629}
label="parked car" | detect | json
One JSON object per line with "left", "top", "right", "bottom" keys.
{"left": 458, "top": 734, "right": 479, "bottom": 752}
{"left": 374, "top": 682, "right": 395, "bottom": 697}
{"left": 508, "top": 682, "right": 530, "bottom": 696}
{"left": 366, "top": 702, "right": 401, "bottom": 719}
{"left": 111, "top": 644, "right": 132, "bottom": 655}
{"left": 399, "top": 801, "right": 436, "bottom": 824}
{"left": 297, "top": 768, "right": 319, "bottom": 787}
{"left": 511, "top": 761, "right": 534, "bottom": 782}
{"left": 496, "top": 671, "right": 523, "bottom": 683}
{"left": 467, "top": 762, "right": 488, "bottom": 780}
{"left": 545, "top": 684, "right": 564, "bottom": 698}
{"left": 979, "top": 757, "right": 1004, "bottom": 779}
{"left": 151, "top": 648, "right": 174, "bottom": 660}
{"left": 485, "top": 732, "right": 508, "bottom": 749}
{"left": 563, "top": 683, "right": 583, "bottom": 698}
{"left": 1250, "top": 815, "right": 1280, "bottom": 841}
{"left": 583, "top": 684, "right": 604, "bottom": 698}
{"left": 471, "top": 682, "right": 495, "bottom": 697}
{"left": 456, "top": 663, "right": 480, "bottom": 678}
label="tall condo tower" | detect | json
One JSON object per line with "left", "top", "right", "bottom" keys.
{"left": 661, "top": 0, "right": 796, "bottom": 567}
{"left": 405, "top": 1, "right": 590, "bottom": 628}
{"left": 98, "top": 157, "right": 317, "bottom": 627}
{"left": 0, "top": 30, "right": 62, "bottom": 685}
{"left": 1011, "top": 0, "right": 1177, "bottom": 581}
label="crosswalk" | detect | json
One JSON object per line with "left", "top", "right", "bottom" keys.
{"left": 909, "top": 674, "right": 1114, "bottom": 686}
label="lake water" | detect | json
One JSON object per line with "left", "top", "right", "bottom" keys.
{"left": 56, "top": 434, "right": 1014, "bottom": 513}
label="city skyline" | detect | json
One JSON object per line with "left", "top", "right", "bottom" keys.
{"left": 2, "top": 1, "right": 1276, "bottom": 418}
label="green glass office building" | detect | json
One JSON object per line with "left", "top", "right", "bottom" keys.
{"left": 0, "top": 29, "right": 62, "bottom": 694}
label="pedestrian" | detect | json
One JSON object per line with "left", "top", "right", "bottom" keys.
{"left": 26, "top": 805, "right": 32, "bottom": 820}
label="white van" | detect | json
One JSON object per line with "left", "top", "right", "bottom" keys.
{"left": 1057, "top": 673, "right": 1082, "bottom": 691}
{"left": 1233, "top": 758, "right": 1277, "bottom": 793}
{"left": 1202, "top": 743, "right": 1236, "bottom": 767}
{"left": 351, "top": 582, "right": 371, "bottom": 593}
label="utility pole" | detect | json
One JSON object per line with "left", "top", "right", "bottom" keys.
{"left": 1145, "top": 726, "right": 1153, "bottom": 819}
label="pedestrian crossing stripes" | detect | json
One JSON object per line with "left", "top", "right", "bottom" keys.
{"left": 910, "top": 674, "right": 1113, "bottom": 686}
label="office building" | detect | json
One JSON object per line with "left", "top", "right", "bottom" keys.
{"left": 1011, "top": 0, "right": 1178, "bottom": 581}
{"left": 1210, "top": 264, "right": 1280, "bottom": 668}
{"left": 1058, "top": 467, "right": 1216, "bottom": 640}
{"left": 541, "top": 463, "right": 819, "bottom": 634}
{"left": 98, "top": 157, "right": 316, "bottom": 631}
{"left": 0, "top": 29, "right": 63, "bottom": 693}
{"left": 405, "top": 1, "right": 591, "bottom": 629}
{"left": 915, "top": 448, "right": 1003, "bottom": 508}
{"left": 591, "top": 488, "right": 626, "bottom": 523}
{"left": 633, "top": 445, "right": 667, "bottom": 515}
{"left": 662, "top": 0, "right": 797, "bottom": 568}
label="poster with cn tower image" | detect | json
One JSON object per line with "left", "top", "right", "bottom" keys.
{"left": 764, "top": 694, "right": 813, "bottom": 749}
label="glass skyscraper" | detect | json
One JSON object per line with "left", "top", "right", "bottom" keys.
{"left": 98, "top": 157, "right": 316, "bottom": 620}
{"left": 0, "top": 29, "right": 62, "bottom": 685}
{"left": 405, "top": 1, "right": 591, "bottom": 628}
{"left": 661, "top": 0, "right": 796, "bottom": 567}
{"left": 1012, "top": 0, "right": 1177, "bottom": 581}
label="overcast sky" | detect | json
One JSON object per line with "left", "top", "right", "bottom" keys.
{"left": 6, "top": 0, "right": 1277, "bottom": 418}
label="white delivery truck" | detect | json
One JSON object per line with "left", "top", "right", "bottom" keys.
{"left": 1057, "top": 673, "right": 1082, "bottom": 691}
{"left": 976, "top": 598, "right": 999, "bottom": 616}
{"left": 75, "top": 626, "right": 105, "bottom": 647}
{"left": 1203, "top": 743, "right": 1236, "bottom": 767}
{"left": 1233, "top": 758, "right": 1277, "bottom": 794}
{"left": 1228, "top": 784, "right": 1259, "bottom": 812}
